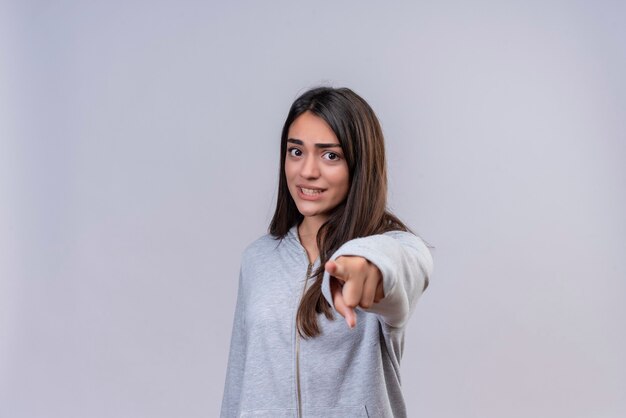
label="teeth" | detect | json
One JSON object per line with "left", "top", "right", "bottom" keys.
{"left": 301, "top": 187, "right": 323, "bottom": 195}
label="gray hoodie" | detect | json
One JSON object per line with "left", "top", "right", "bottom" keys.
{"left": 220, "top": 224, "right": 433, "bottom": 418}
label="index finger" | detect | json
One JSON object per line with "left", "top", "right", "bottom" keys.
{"left": 325, "top": 259, "right": 348, "bottom": 281}
{"left": 330, "top": 278, "right": 357, "bottom": 329}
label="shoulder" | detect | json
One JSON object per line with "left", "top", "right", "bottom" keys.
{"left": 239, "top": 231, "right": 294, "bottom": 285}
{"left": 342, "top": 229, "right": 429, "bottom": 253}
{"left": 382, "top": 230, "right": 434, "bottom": 278}
{"left": 347, "top": 230, "right": 434, "bottom": 277}
{"left": 381, "top": 230, "right": 430, "bottom": 252}
{"left": 241, "top": 232, "right": 284, "bottom": 265}
{"left": 243, "top": 234, "right": 278, "bottom": 259}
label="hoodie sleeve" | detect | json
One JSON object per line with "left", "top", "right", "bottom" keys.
{"left": 321, "top": 230, "right": 433, "bottom": 328}
{"left": 220, "top": 267, "right": 247, "bottom": 418}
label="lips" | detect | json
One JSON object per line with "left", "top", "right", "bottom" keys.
{"left": 300, "top": 187, "right": 323, "bottom": 195}
{"left": 296, "top": 186, "right": 325, "bottom": 200}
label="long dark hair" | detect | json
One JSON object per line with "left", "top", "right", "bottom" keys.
{"left": 269, "top": 86, "right": 423, "bottom": 339}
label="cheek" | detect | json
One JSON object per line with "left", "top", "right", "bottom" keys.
{"left": 340, "top": 180, "right": 350, "bottom": 199}
{"left": 329, "top": 167, "right": 350, "bottom": 194}
{"left": 284, "top": 161, "right": 296, "bottom": 182}
{"left": 340, "top": 170, "right": 350, "bottom": 196}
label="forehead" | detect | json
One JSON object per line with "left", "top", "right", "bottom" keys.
{"left": 287, "top": 111, "right": 339, "bottom": 144}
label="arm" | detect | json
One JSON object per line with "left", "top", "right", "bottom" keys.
{"left": 321, "top": 230, "right": 433, "bottom": 328}
{"left": 220, "top": 268, "right": 246, "bottom": 418}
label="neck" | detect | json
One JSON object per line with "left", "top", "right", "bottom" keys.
{"left": 298, "top": 216, "right": 328, "bottom": 241}
{"left": 298, "top": 216, "right": 328, "bottom": 264}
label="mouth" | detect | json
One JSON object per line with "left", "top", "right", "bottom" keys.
{"left": 299, "top": 186, "right": 325, "bottom": 196}
{"left": 296, "top": 186, "right": 326, "bottom": 200}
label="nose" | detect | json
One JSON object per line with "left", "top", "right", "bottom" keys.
{"left": 300, "top": 153, "right": 320, "bottom": 179}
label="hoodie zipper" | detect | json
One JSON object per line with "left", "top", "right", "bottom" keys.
{"left": 296, "top": 261, "right": 312, "bottom": 418}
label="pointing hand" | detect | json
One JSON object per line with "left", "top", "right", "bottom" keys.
{"left": 325, "top": 256, "right": 385, "bottom": 329}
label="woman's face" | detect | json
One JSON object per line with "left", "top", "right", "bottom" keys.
{"left": 285, "top": 111, "right": 350, "bottom": 223}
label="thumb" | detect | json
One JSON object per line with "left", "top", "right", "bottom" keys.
{"left": 330, "top": 278, "right": 357, "bottom": 329}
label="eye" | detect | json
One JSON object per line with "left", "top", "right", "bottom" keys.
{"left": 323, "top": 152, "right": 341, "bottom": 161}
{"left": 287, "top": 147, "right": 302, "bottom": 157}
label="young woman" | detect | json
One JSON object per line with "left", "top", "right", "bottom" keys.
{"left": 220, "top": 87, "right": 433, "bottom": 418}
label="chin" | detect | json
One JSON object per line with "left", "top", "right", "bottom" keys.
{"left": 295, "top": 207, "right": 320, "bottom": 217}
{"left": 292, "top": 201, "right": 320, "bottom": 215}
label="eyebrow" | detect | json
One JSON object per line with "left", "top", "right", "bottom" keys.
{"left": 287, "top": 138, "right": 341, "bottom": 149}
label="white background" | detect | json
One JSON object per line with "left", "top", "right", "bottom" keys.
{"left": 1, "top": 1, "right": 624, "bottom": 417}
